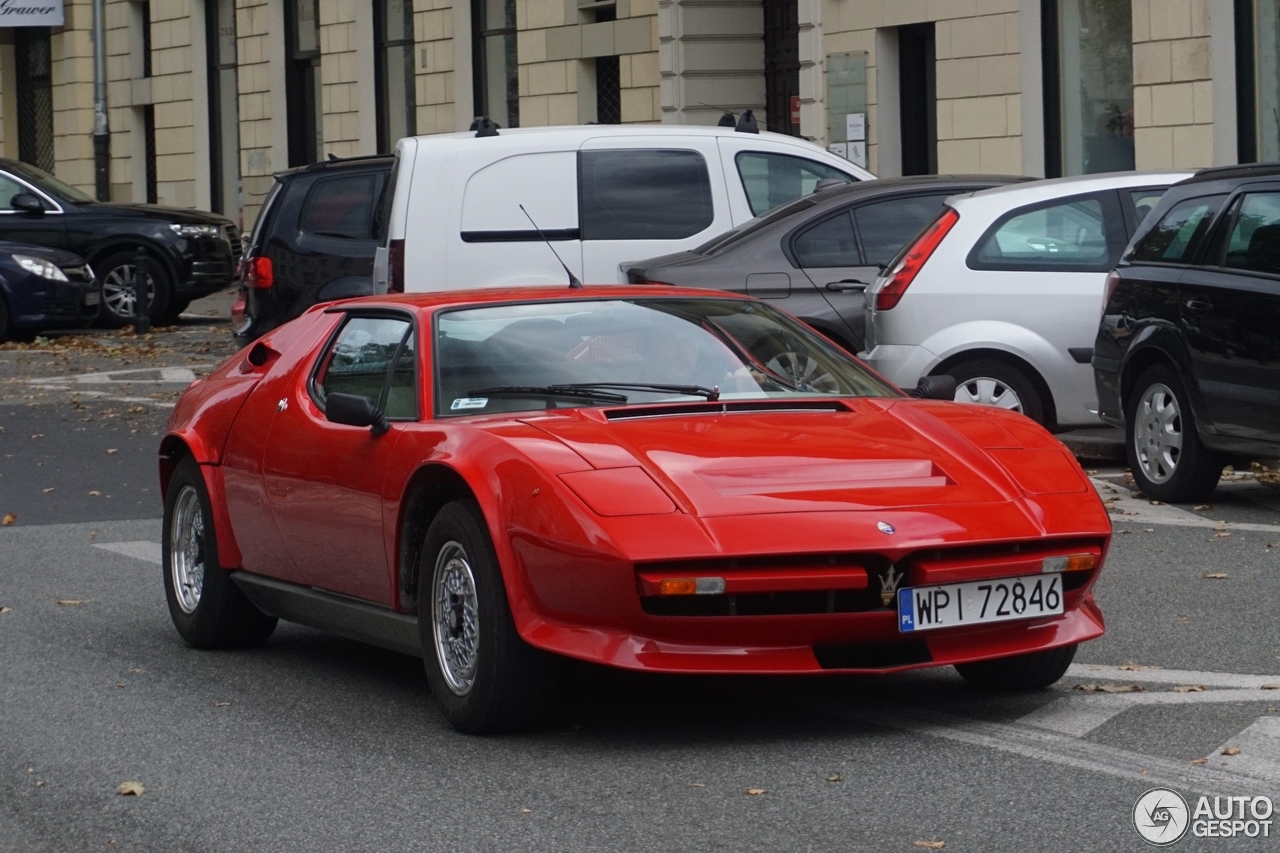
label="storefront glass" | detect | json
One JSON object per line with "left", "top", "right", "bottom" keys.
{"left": 1056, "top": 0, "right": 1134, "bottom": 174}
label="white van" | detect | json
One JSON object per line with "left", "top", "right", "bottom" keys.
{"left": 372, "top": 124, "right": 873, "bottom": 292}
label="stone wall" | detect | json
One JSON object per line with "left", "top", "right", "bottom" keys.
{"left": 1131, "top": 0, "right": 1214, "bottom": 168}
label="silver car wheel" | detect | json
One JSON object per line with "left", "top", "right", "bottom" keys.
{"left": 102, "top": 264, "right": 153, "bottom": 319}
{"left": 1133, "top": 382, "right": 1182, "bottom": 485}
{"left": 432, "top": 541, "right": 480, "bottom": 696}
{"left": 169, "top": 485, "right": 206, "bottom": 614}
{"left": 954, "top": 376, "right": 1023, "bottom": 412}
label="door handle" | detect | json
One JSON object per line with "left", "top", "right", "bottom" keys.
{"left": 1184, "top": 297, "right": 1212, "bottom": 313}
{"left": 825, "top": 280, "right": 867, "bottom": 293}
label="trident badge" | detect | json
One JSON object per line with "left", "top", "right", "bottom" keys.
{"left": 879, "top": 565, "right": 902, "bottom": 607}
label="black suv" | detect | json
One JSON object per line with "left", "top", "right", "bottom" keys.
{"left": 0, "top": 158, "right": 239, "bottom": 325}
{"left": 234, "top": 155, "right": 393, "bottom": 340}
{"left": 1094, "top": 163, "right": 1280, "bottom": 502}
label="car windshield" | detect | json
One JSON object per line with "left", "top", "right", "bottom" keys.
{"left": 5, "top": 161, "right": 95, "bottom": 204}
{"left": 434, "top": 297, "right": 897, "bottom": 417}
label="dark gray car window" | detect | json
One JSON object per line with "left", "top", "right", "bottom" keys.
{"left": 301, "top": 174, "right": 378, "bottom": 240}
{"left": 579, "top": 149, "right": 713, "bottom": 241}
{"left": 853, "top": 193, "right": 951, "bottom": 267}
{"left": 1223, "top": 192, "right": 1280, "bottom": 274}
{"left": 1129, "top": 194, "right": 1227, "bottom": 264}
{"left": 793, "top": 212, "right": 860, "bottom": 268}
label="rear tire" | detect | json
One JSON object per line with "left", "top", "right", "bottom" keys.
{"left": 946, "top": 357, "right": 1048, "bottom": 425}
{"left": 162, "top": 457, "right": 277, "bottom": 648}
{"left": 1125, "top": 363, "right": 1223, "bottom": 503}
{"left": 955, "top": 643, "right": 1077, "bottom": 691}
{"left": 419, "top": 500, "right": 557, "bottom": 733}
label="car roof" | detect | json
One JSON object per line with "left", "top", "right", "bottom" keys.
{"left": 323, "top": 285, "right": 757, "bottom": 315}
{"left": 953, "top": 169, "right": 1195, "bottom": 206}
{"left": 1182, "top": 161, "right": 1280, "bottom": 185}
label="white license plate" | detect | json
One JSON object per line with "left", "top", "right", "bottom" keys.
{"left": 897, "top": 573, "right": 1063, "bottom": 633}
{"left": 84, "top": 291, "right": 100, "bottom": 306}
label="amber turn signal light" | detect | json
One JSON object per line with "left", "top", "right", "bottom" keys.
{"left": 657, "top": 578, "right": 726, "bottom": 596}
{"left": 1042, "top": 553, "right": 1096, "bottom": 573}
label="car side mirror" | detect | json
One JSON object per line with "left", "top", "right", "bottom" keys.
{"left": 11, "top": 193, "right": 45, "bottom": 214}
{"left": 324, "top": 392, "right": 390, "bottom": 436}
{"left": 909, "top": 374, "right": 956, "bottom": 401}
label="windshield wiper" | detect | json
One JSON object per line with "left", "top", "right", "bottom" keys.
{"left": 467, "top": 385, "right": 628, "bottom": 404}
{"left": 552, "top": 382, "right": 721, "bottom": 401}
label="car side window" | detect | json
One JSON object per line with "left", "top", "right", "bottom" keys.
{"left": 314, "top": 316, "right": 416, "bottom": 418}
{"left": 792, "top": 212, "right": 860, "bottom": 267}
{"left": 1128, "top": 195, "right": 1227, "bottom": 264}
{"left": 972, "top": 196, "right": 1110, "bottom": 269}
{"left": 300, "top": 174, "right": 378, "bottom": 240}
{"left": 0, "top": 173, "right": 33, "bottom": 211}
{"left": 579, "top": 149, "right": 713, "bottom": 240}
{"left": 853, "top": 193, "right": 951, "bottom": 268}
{"left": 1222, "top": 192, "right": 1280, "bottom": 275}
{"left": 735, "top": 152, "right": 854, "bottom": 216}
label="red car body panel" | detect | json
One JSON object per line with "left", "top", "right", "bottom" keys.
{"left": 162, "top": 287, "right": 1111, "bottom": 675}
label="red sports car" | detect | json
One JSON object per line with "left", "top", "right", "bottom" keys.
{"left": 160, "top": 287, "right": 1109, "bottom": 732}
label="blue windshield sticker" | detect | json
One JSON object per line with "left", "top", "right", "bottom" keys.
{"left": 451, "top": 397, "right": 489, "bottom": 410}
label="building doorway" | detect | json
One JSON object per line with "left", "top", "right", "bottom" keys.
{"left": 763, "top": 0, "right": 800, "bottom": 135}
{"left": 898, "top": 22, "right": 937, "bottom": 175}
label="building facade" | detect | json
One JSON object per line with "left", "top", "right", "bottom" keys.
{"left": 0, "top": 0, "right": 1274, "bottom": 229}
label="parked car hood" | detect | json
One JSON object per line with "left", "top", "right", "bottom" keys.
{"left": 516, "top": 397, "right": 1091, "bottom": 520}
{"left": 0, "top": 239, "right": 87, "bottom": 266}
{"left": 75, "top": 202, "right": 232, "bottom": 226}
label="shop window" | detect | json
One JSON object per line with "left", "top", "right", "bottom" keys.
{"left": 376, "top": 0, "right": 416, "bottom": 152}
{"left": 472, "top": 0, "right": 518, "bottom": 128}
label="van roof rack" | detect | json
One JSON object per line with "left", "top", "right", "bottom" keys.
{"left": 470, "top": 116, "right": 500, "bottom": 137}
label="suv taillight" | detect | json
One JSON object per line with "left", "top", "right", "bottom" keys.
{"left": 245, "top": 255, "right": 273, "bottom": 289}
{"left": 389, "top": 239, "right": 404, "bottom": 293}
{"left": 875, "top": 208, "right": 959, "bottom": 311}
{"left": 1102, "top": 269, "right": 1121, "bottom": 316}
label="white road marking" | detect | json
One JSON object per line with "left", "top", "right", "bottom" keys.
{"left": 94, "top": 541, "right": 162, "bottom": 564}
{"left": 1214, "top": 717, "right": 1280, "bottom": 781}
{"left": 1092, "top": 477, "right": 1280, "bottom": 534}
{"left": 1068, "top": 664, "right": 1280, "bottom": 689}
{"left": 23, "top": 365, "right": 217, "bottom": 408}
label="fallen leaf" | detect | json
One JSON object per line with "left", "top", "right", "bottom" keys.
{"left": 1189, "top": 758, "right": 1208, "bottom": 765}
{"left": 520, "top": 808, "right": 531, "bottom": 814}
{"left": 1117, "top": 663, "right": 1147, "bottom": 671}
{"left": 0, "top": 606, "right": 10, "bottom": 613}
{"left": 827, "top": 774, "right": 842, "bottom": 782}
{"left": 1141, "top": 769, "right": 1150, "bottom": 775}
{"left": 127, "top": 666, "right": 145, "bottom": 674}
{"left": 88, "top": 491, "right": 100, "bottom": 497}
{"left": 689, "top": 782, "right": 705, "bottom": 788}
{"left": 1144, "top": 528, "right": 1154, "bottom": 532}
{"left": 106, "top": 448, "right": 118, "bottom": 454}
{"left": 115, "top": 781, "right": 144, "bottom": 796}
{"left": 1222, "top": 746, "right": 1241, "bottom": 756}
{"left": 2, "top": 513, "right": 15, "bottom": 525}
{"left": 1202, "top": 572, "right": 1229, "bottom": 579}
{"left": 115, "top": 682, "right": 126, "bottom": 689}
{"left": 1212, "top": 532, "right": 1232, "bottom": 540}
{"left": 1261, "top": 684, "right": 1279, "bottom": 690}
{"left": 56, "top": 599, "right": 89, "bottom": 606}
{"left": 1194, "top": 504, "right": 1213, "bottom": 511}
{"left": 42, "top": 487, "right": 54, "bottom": 493}
{"left": 30, "top": 433, "right": 42, "bottom": 439}
{"left": 1074, "top": 683, "right": 1144, "bottom": 693}
{"left": 747, "top": 788, "right": 767, "bottom": 796}
{"left": 913, "top": 842, "right": 945, "bottom": 850}
{"left": 213, "top": 701, "right": 230, "bottom": 707}
{"left": 1149, "top": 499, "right": 1163, "bottom": 505}
{"left": 34, "top": 780, "right": 44, "bottom": 787}
{"left": 1172, "top": 685, "right": 1205, "bottom": 693}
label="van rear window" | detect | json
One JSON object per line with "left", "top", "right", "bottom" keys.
{"left": 579, "top": 149, "right": 714, "bottom": 241}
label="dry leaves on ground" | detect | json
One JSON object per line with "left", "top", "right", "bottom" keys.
{"left": 1194, "top": 504, "right": 1213, "bottom": 511}
{"left": 1117, "top": 663, "right": 1147, "bottom": 671}
{"left": 746, "top": 789, "right": 767, "bottom": 796}
{"left": 0, "top": 606, "right": 11, "bottom": 613}
{"left": 88, "top": 491, "right": 101, "bottom": 497}
{"left": 913, "top": 842, "right": 945, "bottom": 850}
{"left": 1203, "top": 572, "right": 1229, "bottom": 579}
{"left": 1222, "top": 746, "right": 1242, "bottom": 756}
{"left": 115, "top": 781, "right": 144, "bottom": 796}
{"left": 827, "top": 775, "right": 842, "bottom": 782}
{"left": 2, "top": 513, "right": 15, "bottom": 525}
{"left": 1261, "top": 683, "right": 1279, "bottom": 690}
{"left": 1172, "top": 685, "right": 1205, "bottom": 693}
{"left": 1189, "top": 758, "right": 1208, "bottom": 765}
{"left": 56, "top": 599, "right": 89, "bottom": 606}
{"left": 1075, "top": 683, "right": 1144, "bottom": 693}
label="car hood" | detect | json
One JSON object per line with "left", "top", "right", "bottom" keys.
{"left": 76, "top": 202, "right": 232, "bottom": 227}
{"left": 516, "top": 398, "right": 1090, "bottom": 520}
{"left": 0, "top": 240, "right": 87, "bottom": 266}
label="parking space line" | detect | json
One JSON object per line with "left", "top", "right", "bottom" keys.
{"left": 1091, "top": 478, "right": 1280, "bottom": 534}
{"left": 1068, "top": 665, "right": 1280, "bottom": 689}
{"left": 1214, "top": 717, "right": 1280, "bottom": 780}
{"left": 94, "top": 541, "right": 162, "bottom": 564}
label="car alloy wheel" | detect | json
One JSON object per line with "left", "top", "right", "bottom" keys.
{"left": 765, "top": 350, "right": 840, "bottom": 392}
{"left": 102, "top": 263, "right": 155, "bottom": 320}
{"left": 1133, "top": 382, "right": 1181, "bottom": 484}
{"left": 169, "top": 484, "right": 206, "bottom": 614}
{"left": 954, "top": 376, "right": 1023, "bottom": 412}
{"left": 431, "top": 540, "right": 480, "bottom": 695}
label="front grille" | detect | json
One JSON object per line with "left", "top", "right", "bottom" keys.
{"left": 225, "top": 225, "right": 242, "bottom": 257}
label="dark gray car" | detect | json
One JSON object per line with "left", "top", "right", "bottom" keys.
{"left": 624, "top": 175, "right": 1028, "bottom": 353}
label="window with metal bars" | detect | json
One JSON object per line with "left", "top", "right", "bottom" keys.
{"left": 15, "top": 27, "right": 54, "bottom": 173}
{"left": 596, "top": 55, "right": 620, "bottom": 124}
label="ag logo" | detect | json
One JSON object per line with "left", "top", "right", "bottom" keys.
{"left": 1133, "top": 788, "right": 1190, "bottom": 845}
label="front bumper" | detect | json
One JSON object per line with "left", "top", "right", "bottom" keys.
{"left": 15, "top": 277, "right": 99, "bottom": 330}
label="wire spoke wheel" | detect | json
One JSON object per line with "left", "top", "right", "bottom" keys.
{"left": 1133, "top": 382, "right": 1182, "bottom": 485}
{"left": 432, "top": 541, "right": 481, "bottom": 696}
{"left": 169, "top": 485, "right": 206, "bottom": 614}
{"left": 955, "top": 376, "right": 1023, "bottom": 411}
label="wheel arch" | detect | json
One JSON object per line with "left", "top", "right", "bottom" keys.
{"left": 88, "top": 239, "right": 180, "bottom": 285}
{"left": 931, "top": 347, "right": 1059, "bottom": 429}
{"left": 159, "top": 436, "right": 245, "bottom": 569}
{"left": 395, "top": 463, "right": 480, "bottom": 612}
{"left": 1117, "top": 332, "right": 1211, "bottom": 434}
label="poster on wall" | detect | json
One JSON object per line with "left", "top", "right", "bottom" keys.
{"left": 0, "top": 0, "right": 65, "bottom": 26}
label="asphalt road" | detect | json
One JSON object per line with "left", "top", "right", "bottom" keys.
{"left": 3, "top": 305, "right": 1280, "bottom": 852}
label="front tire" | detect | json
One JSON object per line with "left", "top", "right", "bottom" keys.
{"left": 98, "top": 250, "right": 171, "bottom": 327}
{"left": 946, "top": 357, "right": 1048, "bottom": 425}
{"left": 162, "top": 457, "right": 277, "bottom": 648}
{"left": 1125, "top": 363, "right": 1223, "bottom": 503}
{"left": 419, "top": 501, "right": 557, "bottom": 733}
{"left": 955, "top": 643, "right": 1077, "bottom": 691}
